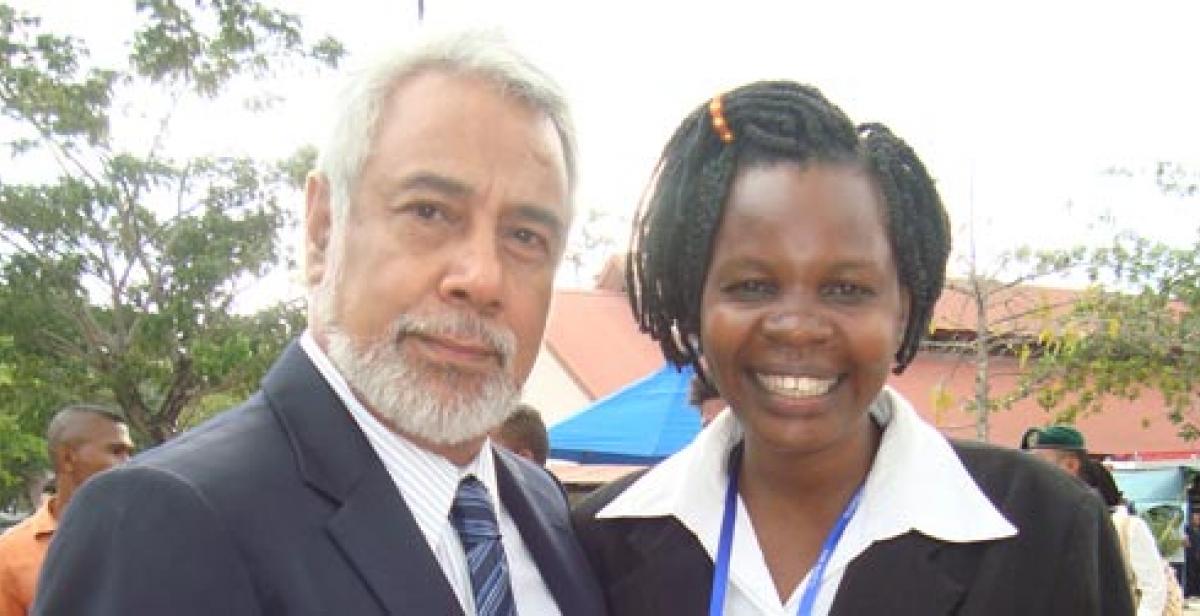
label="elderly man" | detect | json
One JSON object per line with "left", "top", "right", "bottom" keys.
{"left": 35, "top": 32, "right": 604, "bottom": 616}
{"left": 0, "top": 405, "right": 132, "bottom": 616}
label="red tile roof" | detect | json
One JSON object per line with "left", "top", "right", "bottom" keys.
{"left": 545, "top": 289, "right": 665, "bottom": 399}
{"left": 932, "top": 280, "right": 1082, "bottom": 335}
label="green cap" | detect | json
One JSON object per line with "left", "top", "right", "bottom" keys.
{"left": 1029, "top": 425, "right": 1086, "bottom": 451}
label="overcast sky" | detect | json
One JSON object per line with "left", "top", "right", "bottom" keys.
{"left": 14, "top": 0, "right": 1200, "bottom": 291}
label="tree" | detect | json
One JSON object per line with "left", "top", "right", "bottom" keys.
{"left": 926, "top": 162, "right": 1200, "bottom": 443}
{"left": 930, "top": 245, "right": 1086, "bottom": 442}
{"left": 1010, "top": 163, "right": 1200, "bottom": 436}
{"left": 561, "top": 207, "right": 623, "bottom": 288}
{"left": 1022, "top": 233, "right": 1200, "bottom": 436}
{"left": 0, "top": 0, "right": 343, "bottom": 483}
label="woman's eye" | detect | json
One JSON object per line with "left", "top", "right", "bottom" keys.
{"left": 823, "top": 282, "right": 874, "bottom": 301}
{"left": 723, "top": 279, "right": 776, "bottom": 299}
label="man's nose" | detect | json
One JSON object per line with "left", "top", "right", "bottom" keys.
{"left": 439, "top": 228, "right": 504, "bottom": 314}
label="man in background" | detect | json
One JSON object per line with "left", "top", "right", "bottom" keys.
{"left": 492, "top": 404, "right": 549, "bottom": 466}
{"left": 1029, "top": 426, "right": 1168, "bottom": 616}
{"left": 0, "top": 405, "right": 133, "bottom": 616}
{"left": 1185, "top": 510, "right": 1200, "bottom": 598}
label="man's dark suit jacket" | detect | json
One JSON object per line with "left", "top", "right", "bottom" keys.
{"left": 34, "top": 341, "right": 605, "bottom": 615}
{"left": 572, "top": 441, "right": 1134, "bottom": 616}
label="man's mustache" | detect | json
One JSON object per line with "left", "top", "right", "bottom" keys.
{"left": 388, "top": 312, "right": 517, "bottom": 368}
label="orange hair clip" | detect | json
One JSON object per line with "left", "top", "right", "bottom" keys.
{"left": 708, "top": 94, "right": 734, "bottom": 144}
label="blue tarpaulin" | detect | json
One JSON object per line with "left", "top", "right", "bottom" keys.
{"left": 1113, "top": 467, "right": 1187, "bottom": 506}
{"left": 549, "top": 363, "right": 700, "bottom": 465}
{"left": 1112, "top": 467, "right": 1189, "bottom": 560}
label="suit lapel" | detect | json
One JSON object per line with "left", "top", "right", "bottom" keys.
{"left": 831, "top": 532, "right": 979, "bottom": 615}
{"left": 263, "top": 342, "right": 463, "bottom": 615}
{"left": 620, "top": 517, "right": 714, "bottom": 615}
{"left": 326, "top": 476, "right": 463, "bottom": 615}
{"left": 494, "top": 450, "right": 605, "bottom": 616}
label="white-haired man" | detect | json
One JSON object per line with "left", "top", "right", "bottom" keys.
{"left": 35, "top": 31, "right": 604, "bottom": 616}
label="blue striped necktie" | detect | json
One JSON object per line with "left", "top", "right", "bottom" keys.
{"left": 450, "top": 476, "right": 517, "bottom": 616}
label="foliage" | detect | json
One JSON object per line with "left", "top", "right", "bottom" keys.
{"left": 561, "top": 208, "right": 622, "bottom": 287}
{"left": 929, "top": 243, "right": 1088, "bottom": 442}
{"left": 1022, "top": 232, "right": 1200, "bottom": 436}
{"left": 0, "top": 410, "right": 45, "bottom": 511}
{"left": 0, "top": 0, "right": 342, "bottom": 491}
{"left": 1143, "top": 504, "right": 1186, "bottom": 559}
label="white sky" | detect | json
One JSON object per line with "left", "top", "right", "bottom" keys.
{"left": 11, "top": 0, "right": 1200, "bottom": 297}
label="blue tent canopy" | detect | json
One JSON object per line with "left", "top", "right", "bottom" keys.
{"left": 549, "top": 363, "right": 700, "bottom": 465}
{"left": 1113, "top": 467, "right": 1187, "bottom": 505}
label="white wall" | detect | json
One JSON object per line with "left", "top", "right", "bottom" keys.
{"left": 521, "top": 344, "right": 592, "bottom": 426}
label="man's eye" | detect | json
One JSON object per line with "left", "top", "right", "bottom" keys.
{"left": 506, "top": 226, "right": 553, "bottom": 260}
{"left": 410, "top": 203, "right": 442, "bottom": 220}
{"left": 512, "top": 228, "right": 548, "bottom": 248}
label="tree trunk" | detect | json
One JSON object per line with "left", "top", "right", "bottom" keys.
{"left": 974, "top": 278, "right": 991, "bottom": 443}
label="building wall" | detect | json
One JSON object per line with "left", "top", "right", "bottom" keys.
{"left": 522, "top": 344, "right": 591, "bottom": 427}
{"left": 890, "top": 352, "right": 1193, "bottom": 457}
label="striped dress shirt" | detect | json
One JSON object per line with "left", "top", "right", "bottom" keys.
{"left": 301, "top": 332, "right": 561, "bottom": 616}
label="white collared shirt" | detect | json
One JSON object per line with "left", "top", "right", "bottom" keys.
{"left": 598, "top": 386, "right": 1017, "bottom": 615}
{"left": 300, "top": 332, "right": 561, "bottom": 616}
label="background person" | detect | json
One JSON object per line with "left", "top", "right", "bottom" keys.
{"left": 1187, "top": 511, "right": 1200, "bottom": 598}
{"left": 34, "top": 31, "right": 604, "bottom": 616}
{"left": 0, "top": 405, "right": 132, "bottom": 616}
{"left": 492, "top": 403, "right": 550, "bottom": 466}
{"left": 1031, "top": 425, "right": 1169, "bottom": 616}
{"left": 573, "top": 80, "right": 1132, "bottom": 615}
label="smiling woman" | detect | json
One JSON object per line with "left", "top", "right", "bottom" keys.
{"left": 572, "top": 80, "right": 1136, "bottom": 616}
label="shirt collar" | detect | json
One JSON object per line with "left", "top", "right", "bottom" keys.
{"left": 855, "top": 389, "right": 1016, "bottom": 543}
{"left": 299, "top": 330, "right": 500, "bottom": 546}
{"left": 599, "top": 386, "right": 1016, "bottom": 555}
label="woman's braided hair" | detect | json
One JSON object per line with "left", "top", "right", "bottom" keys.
{"left": 626, "top": 81, "right": 950, "bottom": 384}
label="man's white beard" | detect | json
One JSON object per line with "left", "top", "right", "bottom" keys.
{"left": 323, "top": 311, "right": 520, "bottom": 446}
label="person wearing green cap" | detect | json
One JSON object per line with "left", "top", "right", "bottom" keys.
{"left": 1027, "top": 425, "right": 1089, "bottom": 476}
{"left": 1029, "top": 425, "right": 1170, "bottom": 615}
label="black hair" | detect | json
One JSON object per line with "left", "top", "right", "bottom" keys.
{"left": 687, "top": 374, "right": 720, "bottom": 407}
{"left": 626, "top": 81, "right": 951, "bottom": 384}
{"left": 1080, "top": 459, "right": 1123, "bottom": 509}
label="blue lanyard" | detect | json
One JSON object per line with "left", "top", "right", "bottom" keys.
{"left": 708, "top": 450, "right": 863, "bottom": 616}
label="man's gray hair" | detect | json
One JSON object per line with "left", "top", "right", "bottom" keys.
{"left": 316, "top": 29, "right": 577, "bottom": 239}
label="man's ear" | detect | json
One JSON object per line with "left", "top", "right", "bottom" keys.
{"left": 305, "top": 172, "right": 333, "bottom": 288}
{"left": 57, "top": 445, "right": 76, "bottom": 475}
